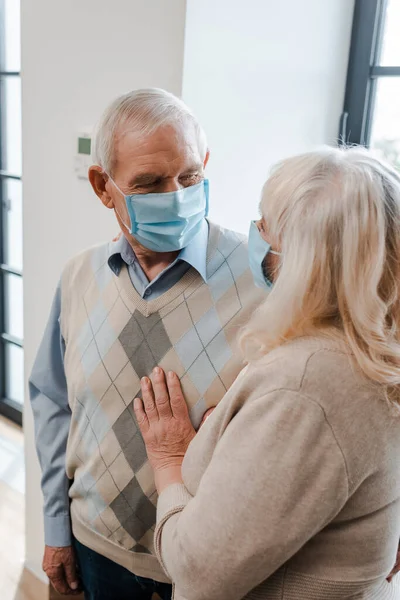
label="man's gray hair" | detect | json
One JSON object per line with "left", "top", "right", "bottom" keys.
{"left": 92, "top": 88, "right": 208, "bottom": 174}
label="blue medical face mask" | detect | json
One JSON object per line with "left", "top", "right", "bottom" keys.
{"left": 110, "top": 178, "right": 209, "bottom": 252}
{"left": 248, "top": 220, "right": 280, "bottom": 290}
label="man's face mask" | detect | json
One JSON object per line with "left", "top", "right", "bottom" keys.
{"left": 109, "top": 177, "right": 209, "bottom": 252}
{"left": 248, "top": 220, "right": 281, "bottom": 290}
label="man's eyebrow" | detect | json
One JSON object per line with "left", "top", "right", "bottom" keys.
{"left": 128, "top": 164, "right": 204, "bottom": 187}
{"left": 128, "top": 172, "right": 163, "bottom": 186}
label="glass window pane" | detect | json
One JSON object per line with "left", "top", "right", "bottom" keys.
{"left": 380, "top": 0, "right": 400, "bottom": 66}
{"left": 5, "top": 343, "right": 24, "bottom": 405}
{"left": 370, "top": 78, "right": 400, "bottom": 169}
{"left": 2, "top": 178, "right": 22, "bottom": 271}
{"left": 4, "top": 273, "right": 23, "bottom": 340}
{"left": 1, "top": 0, "right": 21, "bottom": 72}
{"left": 0, "top": 76, "right": 22, "bottom": 176}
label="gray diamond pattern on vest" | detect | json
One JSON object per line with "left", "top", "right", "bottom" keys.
{"left": 146, "top": 318, "right": 173, "bottom": 362}
{"left": 109, "top": 492, "right": 132, "bottom": 526}
{"left": 123, "top": 477, "right": 156, "bottom": 526}
{"left": 118, "top": 315, "right": 145, "bottom": 359}
{"left": 118, "top": 310, "right": 173, "bottom": 379}
{"left": 111, "top": 310, "right": 173, "bottom": 536}
{"left": 132, "top": 311, "right": 163, "bottom": 336}
{"left": 110, "top": 408, "right": 159, "bottom": 533}
{"left": 112, "top": 404, "right": 138, "bottom": 450}
{"left": 123, "top": 429, "right": 148, "bottom": 473}
{"left": 129, "top": 340, "right": 157, "bottom": 379}
{"left": 110, "top": 477, "right": 156, "bottom": 542}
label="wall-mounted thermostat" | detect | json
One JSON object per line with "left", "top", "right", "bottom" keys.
{"left": 74, "top": 132, "right": 92, "bottom": 179}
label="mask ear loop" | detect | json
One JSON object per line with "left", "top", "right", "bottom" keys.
{"left": 255, "top": 220, "right": 281, "bottom": 257}
{"left": 104, "top": 171, "right": 132, "bottom": 234}
{"left": 203, "top": 179, "right": 210, "bottom": 218}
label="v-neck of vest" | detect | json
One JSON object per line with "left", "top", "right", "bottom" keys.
{"left": 117, "top": 265, "right": 201, "bottom": 316}
{"left": 115, "top": 221, "right": 221, "bottom": 317}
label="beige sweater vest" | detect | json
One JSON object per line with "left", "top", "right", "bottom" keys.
{"left": 60, "top": 222, "right": 264, "bottom": 581}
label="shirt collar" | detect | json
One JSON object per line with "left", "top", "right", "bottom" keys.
{"left": 108, "top": 235, "right": 134, "bottom": 276}
{"left": 108, "top": 219, "right": 208, "bottom": 282}
{"left": 178, "top": 219, "right": 208, "bottom": 282}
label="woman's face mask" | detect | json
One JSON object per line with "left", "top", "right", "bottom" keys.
{"left": 248, "top": 220, "right": 281, "bottom": 290}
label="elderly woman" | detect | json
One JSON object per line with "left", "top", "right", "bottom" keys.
{"left": 133, "top": 147, "right": 400, "bottom": 599}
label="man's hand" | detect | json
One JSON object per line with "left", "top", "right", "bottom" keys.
{"left": 43, "top": 545, "right": 81, "bottom": 595}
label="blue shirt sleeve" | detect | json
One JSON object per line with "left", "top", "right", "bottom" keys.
{"left": 29, "top": 282, "right": 72, "bottom": 547}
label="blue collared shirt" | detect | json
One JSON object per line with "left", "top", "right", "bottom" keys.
{"left": 29, "top": 221, "right": 208, "bottom": 547}
{"left": 108, "top": 222, "right": 208, "bottom": 299}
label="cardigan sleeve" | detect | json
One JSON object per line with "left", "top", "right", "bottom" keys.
{"left": 155, "top": 389, "right": 348, "bottom": 600}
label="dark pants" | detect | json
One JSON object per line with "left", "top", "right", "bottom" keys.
{"left": 74, "top": 538, "right": 173, "bottom": 600}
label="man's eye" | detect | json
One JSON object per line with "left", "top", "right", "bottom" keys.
{"left": 137, "top": 181, "right": 159, "bottom": 190}
{"left": 181, "top": 173, "right": 200, "bottom": 182}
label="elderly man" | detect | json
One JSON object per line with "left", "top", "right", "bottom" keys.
{"left": 29, "top": 89, "right": 263, "bottom": 599}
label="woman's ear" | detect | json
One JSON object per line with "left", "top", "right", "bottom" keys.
{"left": 88, "top": 166, "right": 114, "bottom": 209}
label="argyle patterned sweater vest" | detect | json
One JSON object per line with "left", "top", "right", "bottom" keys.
{"left": 60, "top": 222, "right": 264, "bottom": 582}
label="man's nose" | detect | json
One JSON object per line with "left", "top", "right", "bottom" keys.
{"left": 162, "top": 178, "right": 183, "bottom": 193}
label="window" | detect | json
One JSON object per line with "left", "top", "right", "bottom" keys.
{"left": 341, "top": 0, "right": 400, "bottom": 167}
{"left": 0, "top": 0, "right": 23, "bottom": 425}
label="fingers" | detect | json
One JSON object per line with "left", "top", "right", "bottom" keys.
{"left": 134, "top": 397, "right": 149, "bottom": 435}
{"left": 140, "top": 376, "right": 158, "bottom": 422}
{"left": 137, "top": 369, "right": 186, "bottom": 424}
{"left": 43, "top": 546, "right": 81, "bottom": 596}
{"left": 152, "top": 368, "right": 173, "bottom": 418}
{"left": 64, "top": 551, "right": 80, "bottom": 592}
{"left": 45, "top": 564, "right": 71, "bottom": 595}
{"left": 166, "top": 371, "right": 190, "bottom": 418}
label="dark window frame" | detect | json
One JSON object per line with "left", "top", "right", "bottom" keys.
{"left": 340, "top": 0, "right": 400, "bottom": 147}
{"left": 0, "top": 0, "right": 23, "bottom": 426}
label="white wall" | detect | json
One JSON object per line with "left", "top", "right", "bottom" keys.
{"left": 183, "top": 0, "right": 355, "bottom": 233}
{"left": 21, "top": 0, "right": 187, "bottom": 580}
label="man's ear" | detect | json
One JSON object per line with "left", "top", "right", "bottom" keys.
{"left": 203, "top": 149, "right": 210, "bottom": 170}
{"left": 88, "top": 165, "right": 114, "bottom": 208}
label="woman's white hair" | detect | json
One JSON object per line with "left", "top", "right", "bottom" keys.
{"left": 92, "top": 88, "right": 207, "bottom": 174}
{"left": 241, "top": 146, "right": 400, "bottom": 405}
